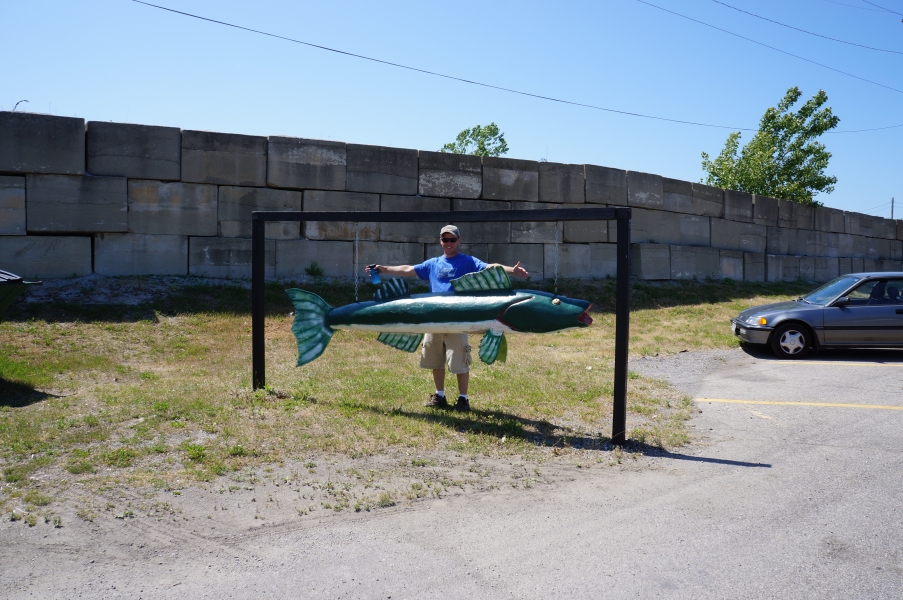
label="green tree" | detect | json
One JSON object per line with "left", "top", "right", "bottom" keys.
{"left": 441, "top": 123, "right": 509, "bottom": 157}
{"left": 701, "top": 87, "right": 839, "bottom": 206}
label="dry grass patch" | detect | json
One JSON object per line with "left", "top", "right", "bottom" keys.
{"left": 0, "top": 276, "right": 813, "bottom": 513}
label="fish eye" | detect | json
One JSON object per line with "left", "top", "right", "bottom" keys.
{"left": 552, "top": 298, "right": 561, "bottom": 305}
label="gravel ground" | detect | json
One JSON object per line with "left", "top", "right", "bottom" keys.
{"left": 629, "top": 348, "right": 747, "bottom": 398}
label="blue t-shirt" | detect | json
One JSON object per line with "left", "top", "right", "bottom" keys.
{"left": 414, "top": 253, "right": 488, "bottom": 293}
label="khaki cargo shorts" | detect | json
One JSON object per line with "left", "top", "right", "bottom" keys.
{"left": 420, "top": 333, "right": 472, "bottom": 374}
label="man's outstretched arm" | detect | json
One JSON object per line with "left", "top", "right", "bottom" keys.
{"left": 487, "top": 261, "right": 529, "bottom": 279}
{"left": 366, "top": 264, "right": 417, "bottom": 277}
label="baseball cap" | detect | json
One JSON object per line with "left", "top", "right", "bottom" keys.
{"left": 440, "top": 225, "right": 460, "bottom": 237}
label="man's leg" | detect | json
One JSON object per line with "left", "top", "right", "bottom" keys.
{"left": 456, "top": 372, "right": 469, "bottom": 395}
{"left": 432, "top": 368, "right": 446, "bottom": 392}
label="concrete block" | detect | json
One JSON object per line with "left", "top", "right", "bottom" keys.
{"left": 94, "top": 233, "right": 187, "bottom": 276}
{"left": 267, "top": 137, "right": 345, "bottom": 191}
{"left": 86, "top": 121, "right": 180, "bottom": 180}
{"left": 458, "top": 244, "right": 488, "bottom": 262}
{"left": 632, "top": 244, "right": 670, "bottom": 280}
{"left": 418, "top": 151, "right": 481, "bottom": 198}
{"left": 744, "top": 253, "right": 765, "bottom": 282}
{"left": 359, "top": 241, "right": 425, "bottom": 269}
{"left": 128, "top": 180, "right": 217, "bottom": 236}
{"left": 539, "top": 163, "right": 584, "bottom": 204}
{"left": 662, "top": 177, "right": 694, "bottom": 215}
{"left": 346, "top": 144, "right": 417, "bottom": 195}
{"left": 563, "top": 219, "right": 607, "bottom": 243}
{"left": 858, "top": 214, "right": 879, "bottom": 238}
{"left": 670, "top": 245, "right": 719, "bottom": 280}
{"left": 380, "top": 195, "right": 451, "bottom": 243}
{"left": 851, "top": 258, "right": 864, "bottom": 273}
{"left": 839, "top": 257, "right": 852, "bottom": 276}
{"left": 451, "top": 199, "right": 511, "bottom": 243}
{"left": 779, "top": 201, "right": 815, "bottom": 230}
{"left": 891, "top": 240, "right": 902, "bottom": 261}
{"left": 878, "top": 217, "right": 897, "bottom": 240}
{"left": 0, "top": 111, "right": 84, "bottom": 175}
{"left": 26, "top": 174, "right": 127, "bottom": 233}
{"left": 0, "top": 235, "right": 91, "bottom": 278}
{"left": 181, "top": 130, "right": 266, "bottom": 186}
{"left": 799, "top": 257, "right": 816, "bottom": 282}
{"left": 303, "top": 190, "right": 379, "bottom": 241}
{"left": 692, "top": 183, "right": 724, "bottom": 218}
{"left": 815, "top": 257, "right": 839, "bottom": 282}
{"left": 626, "top": 171, "right": 663, "bottom": 210}
{"left": 843, "top": 211, "right": 860, "bottom": 235}
{"left": 218, "top": 186, "right": 302, "bottom": 240}
{"left": 511, "top": 202, "right": 561, "bottom": 243}
{"left": 897, "top": 220, "right": 903, "bottom": 241}
{"left": 629, "top": 208, "right": 676, "bottom": 244}
{"left": 867, "top": 237, "right": 891, "bottom": 260}
{"left": 482, "top": 157, "right": 538, "bottom": 202}
{"left": 487, "top": 243, "right": 544, "bottom": 280}
{"left": 711, "top": 219, "right": 766, "bottom": 253}
{"left": 188, "top": 237, "right": 275, "bottom": 279}
{"left": 812, "top": 231, "right": 841, "bottom": 258}
{"left": 881, "top": 259, "right": 903, "bottom": 271}
{"left": 0, "top": 176, "right": 25, "bottom": 235}
{"left": 585, "top": 165, "right": 626, "bottom": 205}
{"left": 765, "top": 254, "right": 799, "bottom": 282}
{"left": 752, "top": 195, "right": 778, "bottom": 227}
{"left": 723, "top": 190, "right": 753, "bottom": 223}
{"left": 720, "top": 250, "right": 744, "bottom": 280}
{"left": 837, "top": 233, "right": 867, "bottom": 258}
{"left": 543, "top": 243, "right": 616, "bottom": 279}
{"left": 862, "top": 258, "right": 878, "bottom": 272}
{"left": 276, "top": 240, "right": 353, "bottom": 278}
{"left": 814, "top": 206, "right": 845, "bottom": 233}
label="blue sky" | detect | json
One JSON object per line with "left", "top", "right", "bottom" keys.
{"left": 4, "top": 0, "right": 901, "bottom": 216}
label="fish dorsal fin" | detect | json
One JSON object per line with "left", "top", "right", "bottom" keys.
{"left": 377, "top": 332, "right": 423, "bottom": 353}
{"left": 373, "top": 278, "right": 411, "bottom": 301}
{"left": 451, "top": 265, "right": 511, "bottom": 293}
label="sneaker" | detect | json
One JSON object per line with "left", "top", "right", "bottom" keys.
{"left": 425, "top": 393, "right": 448, "bottom": 409}
{"left": 454, "top": 395, "right": 470, "bottom": 412}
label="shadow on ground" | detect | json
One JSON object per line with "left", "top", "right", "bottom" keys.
{"left": 741, "top": 344, "right": 903, "bottom": 363}
{"left": 0, "top": 379, "right": 62, "bottom": 408}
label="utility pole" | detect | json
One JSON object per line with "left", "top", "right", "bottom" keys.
{"left": 892, "top": 197, "right": 895, "bottom": 220}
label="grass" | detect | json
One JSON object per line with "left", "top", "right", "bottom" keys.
{"left": 0, "top": 276, "right": 813, "bottom": 505}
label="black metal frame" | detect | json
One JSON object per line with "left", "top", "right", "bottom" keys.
{"left": 252, "top": 207, "right": 632, "bottom": 444}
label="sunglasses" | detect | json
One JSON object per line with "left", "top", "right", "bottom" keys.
{"left": 441, "top": 237, "right": 459, "bottom": 243}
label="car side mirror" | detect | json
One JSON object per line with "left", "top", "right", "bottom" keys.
{"left": 833, "top": 296, "right": 850, "bottom": 307}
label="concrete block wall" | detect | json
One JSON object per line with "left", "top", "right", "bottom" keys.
{"left": 2, "top": 110, "right": 902, "bottom": 282}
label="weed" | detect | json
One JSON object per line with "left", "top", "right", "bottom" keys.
{"left": 304, "top": 261, "right": 325, "bottom": 277}
{"left": 376, "top": 492, "right": 395, "bottom": 508}
{"left": 182, "top": 443, "right": 206, "bottom": 462}
{"left": 24, "top": 514, "right": 37, "bottom": 527}
{"left": 66, "top": 460, "right": 94, "bottom": 475}
{"left": 102, "top": 448, "right": 138, "bottom": 468}
{"left": 24, "top": 491, "right": 52, "bottom": 507}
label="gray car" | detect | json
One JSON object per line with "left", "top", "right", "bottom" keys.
{"left": 731, "top": 272, "right": 903, "bottom": 359}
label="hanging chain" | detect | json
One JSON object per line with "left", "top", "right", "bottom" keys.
{"left": 353, "top": 224, "right": 360, "bottom": 303}
{"left": 553, "top": 221, "right": 560, "bottom": 295}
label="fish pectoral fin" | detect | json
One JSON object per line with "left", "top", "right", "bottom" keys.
{"left": 479, "top": 329, "right": 507, "bottom": 365}
{"left": 376, "top": 332, "right": 423, "bottom": 353}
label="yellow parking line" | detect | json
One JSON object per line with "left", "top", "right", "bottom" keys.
{"left": 696, "top": 398, "right": 903, "bottom": 411}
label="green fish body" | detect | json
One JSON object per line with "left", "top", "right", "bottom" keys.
{"left": 286, "top": 266, "right": 593, "bottom": 367}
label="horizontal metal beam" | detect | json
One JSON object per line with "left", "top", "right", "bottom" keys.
{"left": 252, "top": 207, "right": 629, "bottom": 223}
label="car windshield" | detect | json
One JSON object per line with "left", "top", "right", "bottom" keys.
{"left": 801, "top": 276, "right": 859, "bottom": 305}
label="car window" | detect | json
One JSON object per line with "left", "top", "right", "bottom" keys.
{"left": 846, "top": 279, "right": 903, "bottom": 305}
{"left": 802, "top": 276, "right": 859, "bottom": 305}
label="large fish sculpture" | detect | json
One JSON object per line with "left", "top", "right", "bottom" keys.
{"left": 286, "top": 266, "right": 594, "bottom": 367}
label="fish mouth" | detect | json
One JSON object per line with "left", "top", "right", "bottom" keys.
{"left": 577, "top": 305, "right": 593, "bottom": 326}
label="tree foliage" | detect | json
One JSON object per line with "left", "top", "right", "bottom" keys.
{"left": 701, "top": 87, "right": 839, "bottom": 206}
{"left": 441, "top": 123, "right": 509, "bottom": 157}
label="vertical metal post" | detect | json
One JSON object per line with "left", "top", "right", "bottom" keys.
{"left": 612, "top": 209, "right": 631, "bottom": 445}
{"left": 251, "top": 218, "right": 266, "bottom": 390}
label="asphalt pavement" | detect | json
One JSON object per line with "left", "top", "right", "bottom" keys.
{"left": 8, "top": 347, "right": 903, "bottom": 599}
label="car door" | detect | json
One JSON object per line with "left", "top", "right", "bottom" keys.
{"left": 823, "top": 278, "right": 903, "bottom": 346}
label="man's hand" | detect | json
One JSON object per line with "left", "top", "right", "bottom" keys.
{"left": 510, "top": 261, "right": 529, "bottom": 279}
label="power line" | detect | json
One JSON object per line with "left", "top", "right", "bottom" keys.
{"left": 130, "top": 1, "right": 902, "bottom": 134}
{"left": 821, "top": 0, "right": 884, "bottom": 11}
{"left": 635, "top": 0, "right": 903, "bottom": 96}
{"left": 712, "top": 0, "right": 903, "bottom": 55}
{"left": 860, "top": 0, "right": 903, "bottom": 17}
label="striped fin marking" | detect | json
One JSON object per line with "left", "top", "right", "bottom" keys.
{"left": 478, "top": 329, "right": 508, "bottom": 364}
{"left": 373, "top": 278, "right": 411, "bottom": 301}
{"left": 451, "top": 265, "right": 511, "bottom": 293}
{"left": 376, "top": 332, "right": 424, "bottom": 353}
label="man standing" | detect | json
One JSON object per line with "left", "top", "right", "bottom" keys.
{"left": 366, "top": 225, "right": 529, "bottom": 412}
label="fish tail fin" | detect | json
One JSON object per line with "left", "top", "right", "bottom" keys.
{"left": 285, "top": 289, "right": 334, "bottom": 366}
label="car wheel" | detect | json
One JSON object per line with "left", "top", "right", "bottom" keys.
{"left": 770, "top": 323, "right": 811, "bottom": 359}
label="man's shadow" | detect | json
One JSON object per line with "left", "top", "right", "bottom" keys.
{"left": 0, "top": 379, "right": 62, "bottom": 408}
